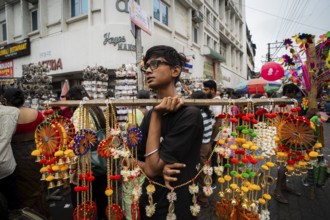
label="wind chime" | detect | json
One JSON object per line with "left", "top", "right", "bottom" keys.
{"left": 72, "top": 102, "right": 98, "bottom": 220}
{"left": 33, "top": 106, "right": 74, "bottom": 189}
{"left": 123, "top": 105, "right": 143, "bottom": 220}
{"left": 275, "top": 103, "right": 319, "bottom": 176}
{"left": 98, "top": 100, "right": 124, "bottom": 220}
{"left": 214, "top": 99, "right": 277, "bottom": 220}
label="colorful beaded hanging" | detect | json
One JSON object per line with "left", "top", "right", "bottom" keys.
{"left": 33, "top": 107, "right": 68, "bottom": 189}
{"left": 101, "top": 100, "right": 124, "bottom": 220}
{"left": 72, "top": 102, "right": 97, "bottom": 220}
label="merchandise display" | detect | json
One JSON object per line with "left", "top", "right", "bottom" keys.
{"left": 41, "top": 97, "right": 323, "bottom": 220}
{"left": 18, "top": 63, "right": 53, "bottom": 109}
{"left": 82, "top": 65, "right": 109, "bottom": 99}
{"left": 114, "top": 64, "right": 138, "bottom": 130}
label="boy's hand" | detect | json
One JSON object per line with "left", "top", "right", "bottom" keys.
{"left": 163, "top": 163, "right": 186, "bottom": 191}
{"left": 154, "top": 96, "right": 184, "bottom": 115}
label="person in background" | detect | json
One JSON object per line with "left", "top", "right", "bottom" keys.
{"left": 3, "top": 87, "right": 50, "bottom": 218}
{"left": 66, "top": 85, "right": 107, "bottom": 220}
{"left": 137, "top": 45, "right": 203, "bottom": 219}
{"left": 0, "top": 94, "right": 20, "bottom": 219}
{"left": 273, "top": 83, "right": 301, "bottom": 204}
{"left": 190, "top": 91, "right": 213, "bottom": 207}
{"left": 203, "top": 80, "right": 222, "bottom": 184}
{"left": 123, "top": 89, "right": 150, "bottom": 219}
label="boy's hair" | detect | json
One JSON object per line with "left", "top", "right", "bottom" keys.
{"left": 143, "top": 45, "right": 186, "bottom": 83}
{"left": 203, "top": 80, "right": 217, "bottom": 91}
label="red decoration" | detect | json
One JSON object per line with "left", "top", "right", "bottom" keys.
{"left": 261, "top": 62, "right": 284, "bottom": 81}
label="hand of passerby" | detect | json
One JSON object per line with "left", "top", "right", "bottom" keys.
{"left": 163, "top": 163, "right": 186, "bottom": 191}
{"left": 154, "top": 96, "right": 184, "bottom": 115}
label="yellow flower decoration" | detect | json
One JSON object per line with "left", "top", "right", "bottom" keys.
{"left": 309, "top": 151, "right": 318, "bottom": 158}
{"left": 242, "top": 144, "right": 250, "bottom": 149}
{"left": 46, "top": 175, "right": 54, "bottom": 182}
{"left": 217, "top": 140, "right": 225, "bottom": 145}
{"left": 105, "top": 189, "right": 113, "bottom": 196}
{"left": 258, "top": 198, "right": 266, "bottom": 205}
{"left": 40, "top": 167, "right": 48, "bottom": 173}
{"left": 52, "top": 165, "right": 59, "bottom": 171}
{"left": 241, "top": 186, "right": 249, "bottom": 193}
{"left": 286, "top": 165, "right": 294, "bottom": 171}
{"left": 230, "top": 145, "right": 238, "bottom": 150}
{"left": 218, "top": 177, "right": 225, "bottom": 184}
{"left": 314, "top": 143, "right": 322, "bottom": 149}
{"left": 261, "top": 165, "right": 269, "bottom": 171}
{"left": 230, "top": 183, "right": 238, "bottom": 190}
{"left": 224, "top": 175, "right": 232, "bottom": 182}
{"left": 266, "top": 162, "right": 275, "bottom": 167}
{"left": 250, "top": 145, "right": 259, "bottom": 151}
{"left": 263, "top": 193, "right": 272, "bottom": 200}
{"left": 31, "top": 149, "right": 41, "bottom": 156}
{"left": 146, "top": 184, "right": 156, "bottom": 193}
{"left": 54, "top": 150, "right": 64, "bottom": 157}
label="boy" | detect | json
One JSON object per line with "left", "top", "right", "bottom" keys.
{"left": 137, "top": 45, "right": 203, "bottom": 219}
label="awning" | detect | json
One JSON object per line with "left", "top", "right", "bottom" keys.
{"left": 203, "top": 46, "right": 226, "bottom": 62}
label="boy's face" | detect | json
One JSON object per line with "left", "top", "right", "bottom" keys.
{"left": 143, "top": 58, "right": 179, "bottom": 90}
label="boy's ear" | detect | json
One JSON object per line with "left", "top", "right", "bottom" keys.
{"left": 171, "top": 66, "right": 181, "bottom": 79}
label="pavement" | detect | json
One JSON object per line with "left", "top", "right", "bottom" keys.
{"left": 48, "top": 123, "right": 330, "bottom": 220}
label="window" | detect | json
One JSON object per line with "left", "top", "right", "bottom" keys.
{"left": 153, "top": 0, "right": 169, "bottom": 26}
{"left": 207, "top": 36, "right": 211, "bottom": 47}
{"left": 220, "top": 41, "right": 226, "bottom": 56}
{"left": 71, "top": 0, "right": 88, "bottom": 17}
{"left": 0, "top": 22, "right": 6, "bottom": 41}
{"left": 193, "top": 27, "right": 198, "bottom": 44}
{"left": 31, "top": 10, "right": 38, "bottom": 31}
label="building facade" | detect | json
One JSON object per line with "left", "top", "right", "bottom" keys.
{"left": 0, "top": 0, "right": 251, "bottom": 93}
{"left": 246, "top": 25, "right": 256, "bottom": 79}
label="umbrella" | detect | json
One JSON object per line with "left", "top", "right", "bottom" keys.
{"left": 235, "top": 78, "right": 281, "bottom": 94}
{"left": 235, "top": 81, "right": 249, "bottom": 94}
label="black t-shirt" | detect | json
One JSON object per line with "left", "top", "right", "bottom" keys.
{"left": 138, "top": 106, "right": 203, "bottom": 220}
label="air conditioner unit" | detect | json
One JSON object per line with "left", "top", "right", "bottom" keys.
{"left": 192, "top": 10, "right": 203, "bottom": 23}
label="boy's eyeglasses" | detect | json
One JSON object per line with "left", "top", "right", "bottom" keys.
{"left": 141, "top": 60, "right": 170, "bottom": 72}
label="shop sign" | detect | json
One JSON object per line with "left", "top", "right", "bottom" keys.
{"left": 103, "top": 32, "right": 141, "bottom": 52}
{"left": 116, "top": 0, "right": 129, "bottom": 13}
{"left": 128, "top": 0, "right": 152, "bottom": 35}
{"left": 0, "top": 38, "right": 31, "bottom": 61}
{"left": 103, "top": 33, "right": 126, "bottom": 46}
{"left": 0, "top": 60, "right": 13, "bottom": 78}
{"left": 39, "top": 58, "right": 63, "bottom": 71}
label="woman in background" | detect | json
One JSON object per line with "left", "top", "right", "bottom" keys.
{"left": 4, "top": 87, "right": 50, "bottom": 218}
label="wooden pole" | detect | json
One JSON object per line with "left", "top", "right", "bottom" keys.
{"left": 48, "top": 98, "right": 294, "bottom": 107}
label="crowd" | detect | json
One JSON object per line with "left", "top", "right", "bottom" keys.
{"left": 0, "top": 45, "right": 327, "bottom": 220}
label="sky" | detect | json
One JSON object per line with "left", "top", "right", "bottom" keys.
{"left": 244, "top": 0, "right": 330, "bottom": 72}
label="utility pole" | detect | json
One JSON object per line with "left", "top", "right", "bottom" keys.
{"left": 135, "top": 0, "right": 143, "bottom": 90}
{"left": 265, "top": 41, "right": 283, "bottom": 63}
{"left": 267, "top": 43, "right": 271, "bottom": 62}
